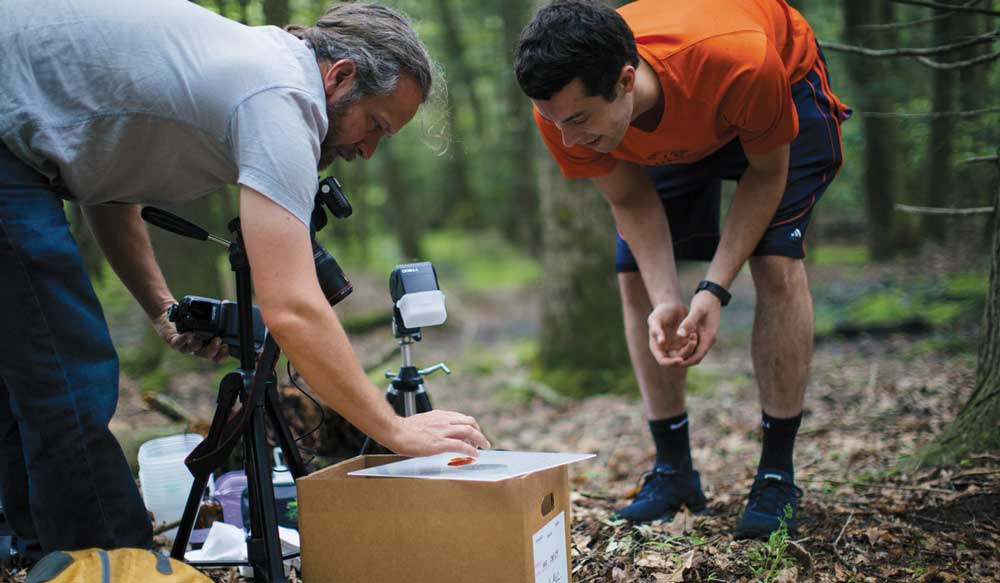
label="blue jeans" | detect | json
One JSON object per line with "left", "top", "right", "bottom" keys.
{"left": 0, "top": 144, "right": 151, "bottom": 553}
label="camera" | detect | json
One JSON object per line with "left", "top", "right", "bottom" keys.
{"left": 168, "top": 296, "right": 265, "bottom": 359}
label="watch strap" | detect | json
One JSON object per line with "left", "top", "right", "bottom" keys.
{"left": 696, "top": 280, "right": 731, "bottom": 307}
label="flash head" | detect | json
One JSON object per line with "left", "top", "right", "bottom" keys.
{"left": 389, "top": 262, "right": 447, "bottom": 332}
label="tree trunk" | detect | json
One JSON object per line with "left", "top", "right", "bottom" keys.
{"left": 925, "top": 10, "right": 956, "bottom": 243}
{"left": 433, "top": 0, "right": 485, "bottom": 136}
{"left": 536, "top": 156, "right": 629, "bottom": 395}
{"left": 844, "top": 1, "right": 906, "bottom": 260}
{"left": 137, "top": 197, "right": 225, "bottom": 373}
{"left": 69, "top": 203, "right": 106, "bottom": 283}
{"left": 379, "top": 141, "right": 423, "bottom": 261}
{"left": 430, "top": 0, "right": 479, "bottom": 229}
{"left": 927, "top": 157, "right": 1000, "bottom": 463}
{"left": 263, "top": 0, "right": 288, "bottom": 26}
{"left": 501, "top": 0, "right": 541, "bottom": 255}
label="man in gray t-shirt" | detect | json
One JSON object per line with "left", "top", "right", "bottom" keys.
{"left": 0, "top": 0, "right": 487, "bottom": 557}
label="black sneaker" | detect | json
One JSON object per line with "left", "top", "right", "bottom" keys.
{"left": 615, "top": 464, "right": 708, "bottom": 522}
{"left": 733, "top": 469, "right": 803, "bottom": 540}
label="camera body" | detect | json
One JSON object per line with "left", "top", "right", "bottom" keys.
{"left": 168, "top": 296, "right": 265, "bottom": 359}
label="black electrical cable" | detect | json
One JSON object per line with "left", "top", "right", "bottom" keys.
{"left": 285, "top": 361, "right": 327, "bottom": 466}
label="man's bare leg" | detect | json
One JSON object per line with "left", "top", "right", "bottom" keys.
{"left": 749, "top": 256, "right": 812, "bottom": 419}
{"left": 732, "top": 255, "right": 812, "bottom": 538}
{"left": 616, "top": 272, "right": 707, "bottom": 522}
{"left": 619, "top": 272, "right": 687, "bottom": 420}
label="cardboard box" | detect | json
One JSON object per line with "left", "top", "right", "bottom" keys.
{"left": 298, "top": 455, "right": 573, "bottom": 583}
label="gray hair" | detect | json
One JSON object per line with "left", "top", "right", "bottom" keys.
{"left": 286, "top": 2, "right": 433, "bottom": 103}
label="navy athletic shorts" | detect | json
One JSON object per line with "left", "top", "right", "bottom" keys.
{"left": 615, "top": 51, "right": 850, "bottom": 272}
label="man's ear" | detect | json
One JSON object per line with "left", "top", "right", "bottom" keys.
{"left": 323, "top": 58, "right": 358, "bottom": 101}
{"left": 618, "top": 64, "right": 637, "bottom": 97}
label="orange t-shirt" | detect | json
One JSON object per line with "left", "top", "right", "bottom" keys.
{"left": 535, "top": 0, "right": 820, "bottom": 179}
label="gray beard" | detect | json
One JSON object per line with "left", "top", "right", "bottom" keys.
{"left": 317, "top": 90, "right": 362, "bottom": 170}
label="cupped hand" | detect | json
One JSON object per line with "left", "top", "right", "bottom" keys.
{"left": 384, "top": 410, "right": 491, "bottom": 458}
{"left": 152, "top": 306, "right": 229, "bottom": 363}
{"left": 647, "top": 302, "right": 697, "bottom": 367}
{"left": 675, "top": 291, "right": 722, "bottom": 367}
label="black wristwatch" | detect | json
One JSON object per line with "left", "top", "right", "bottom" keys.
{"left": 696, "top": 280, "right": 731, "bottom": 306}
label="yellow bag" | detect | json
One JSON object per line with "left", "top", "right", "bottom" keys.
{"left": 26, "top": 548, "right": 212, "bottom": 583}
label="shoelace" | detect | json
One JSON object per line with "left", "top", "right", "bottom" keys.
{"left": 634, "top": 467, "right": 678, "bottom": 500}
{"left": 747, "top": 478, "right": 803, "bottom": 515}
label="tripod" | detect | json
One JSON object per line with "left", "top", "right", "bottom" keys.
{"left": 142, "top": 179, "right": 354, "bottom": 583}
{"left": 360, "top": 263, "right": 450, "bottom": 454}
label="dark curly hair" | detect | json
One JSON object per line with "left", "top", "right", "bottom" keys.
{"left": 514, "top": 0, "right": 639, "bottom": 101}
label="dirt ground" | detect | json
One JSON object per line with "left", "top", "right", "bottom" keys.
{"left": 2, "top": 257, "right": 996, "bottom": 583}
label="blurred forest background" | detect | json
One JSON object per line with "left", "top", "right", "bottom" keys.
{"left": 69, "top": 0, "right": 998, "bottom": 464}
{"left": 46, "top": 1, "right": 1000, "bottom": 580}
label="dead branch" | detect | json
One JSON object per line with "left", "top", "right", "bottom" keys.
{"left": 860, "top": 0, "right": 985, "bottom": 31}
{"left": 962, "top": 154, "right": 1000, "bottom": 165}
{"left": 890, "top": 0, "right": 1000, "bottom": 17}
{"left": 818, "top": 29, "right": 998, "bottom": 58}
{"left": 895, "top": 203, "right": 995, "bottom": 215}
{"left": 855, "top": 105, "right": 1000, "bottom": 119}
{"left": 916, "top": 48, "right": 1000, "bottom": 69}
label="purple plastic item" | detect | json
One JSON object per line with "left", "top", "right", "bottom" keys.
{"left": 212, "top": 471, "right": 248, "bottom": 529}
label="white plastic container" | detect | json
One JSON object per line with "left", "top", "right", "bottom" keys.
{"left": 138, "top": 433, "right": 209, "bottom": 540}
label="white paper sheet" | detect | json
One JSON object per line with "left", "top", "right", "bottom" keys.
{"left": 348, "top": 450, "right": 595, "bottom": 482}
{"left": 533, "top": 511, "right": 568, "bottom": 583}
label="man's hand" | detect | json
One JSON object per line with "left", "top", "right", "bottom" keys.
{"left": 648, "top": 302, "right": 697, "bottom": 366}
{"left": 151, "top": 306, "right": 229, "bottom": 363}
{"left": 381, "top": 410, "right": 491, "bottom": 458}
{"left": 674, "top": 291, "right": 723, "bottom": 367}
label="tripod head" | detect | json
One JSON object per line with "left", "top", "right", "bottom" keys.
{"left": 141, "top": 177, "right": 356, "bottom": 361}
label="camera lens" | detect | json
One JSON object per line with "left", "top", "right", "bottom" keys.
{"left": 312, "top": 238, "right": 353, "bottom": 306}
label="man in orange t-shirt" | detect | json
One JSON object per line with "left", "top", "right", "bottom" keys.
{"left": 515, "top": 0, "right": 849, "bottom": 538}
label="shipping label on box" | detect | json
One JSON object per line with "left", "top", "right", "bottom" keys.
{"left": 533, "top": 510, "right": 568, "bottom": 583}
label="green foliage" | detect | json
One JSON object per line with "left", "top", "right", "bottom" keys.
{"left": 422, "top": 230, "right": 540, "bottom": 292}
{"left": 533, "top": 366, "right": 638, "bottom": 400}
{"left": 811, "top": 244, "right": 869, "bottom": 267}
{"left": 814, "top": 270, "right": 987, "bottom": 338}
{"left": 746, "top": 506, "right": 796, "bottom": 583}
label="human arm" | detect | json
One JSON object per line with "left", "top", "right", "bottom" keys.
{"left": 591, "top": 161, "right": 695, "bottom": 366}
{"left": 675, "top": 144, "right": 789, "bottom": 366}
{"left": 238, "top": 186, "right": 489, "bottom": 457}
{"left": 81, "top": 203, "right": 226, "bottom": 361}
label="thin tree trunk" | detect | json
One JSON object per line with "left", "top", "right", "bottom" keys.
{"left": 380, "top": 141, "right": 422, "bottom": 261}
{"left": 844, "top": 0, "right": 905, "bottom": 260}
{"left": 140, "top": 197, "right": 224, "bottom": 373}
{"left": 70, "top": 203, "right": 106, "bottom": 282}
{"left": 433, "top": 0, "right": 485, "bottom": 136}
{"left": 927, "top": 156, "right": 1000, "bottom": 463}
{"left": 925, "top": 9, "right": 956, "bottom": 243}
{"left": 263, "top": 0, "right": 288, "bottom": 26}
{"left": 502, "top": 0, "right": 541, "bottom": 255}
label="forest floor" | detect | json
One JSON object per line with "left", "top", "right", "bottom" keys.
{"left": 2, "top": 249, "right": 996, "bottom": 583}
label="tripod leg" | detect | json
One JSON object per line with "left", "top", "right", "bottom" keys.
{"left": 171, "top": 371, "right": 244, "bottom": 560}
{"left": 415, "top": 381, "right": 433, "bottom": 414}
{"left": 359, "top": 385, "right": 398, "bottom": 455}
{"left": 244, "top": 404, "right": 288, "bottom": 583}
{"left": 265, "top": 384, "right": 306, "bottom": 478}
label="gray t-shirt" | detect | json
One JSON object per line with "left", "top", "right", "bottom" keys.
{"left": 0, "top": 0, "right": 328, "bottom": 227}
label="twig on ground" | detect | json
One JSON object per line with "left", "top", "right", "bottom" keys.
{"left": 833, "top": 511, "right": 854, "bottom": 549}
{"left": 802, "top": 478, "right": 955, "bottom": 494}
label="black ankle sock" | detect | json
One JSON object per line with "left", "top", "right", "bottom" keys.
{"left": 649, "top": 412, "right": 692, "bottom": 471}
{"left": 757, "top": 411, "right": 802, "bottom": 476}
